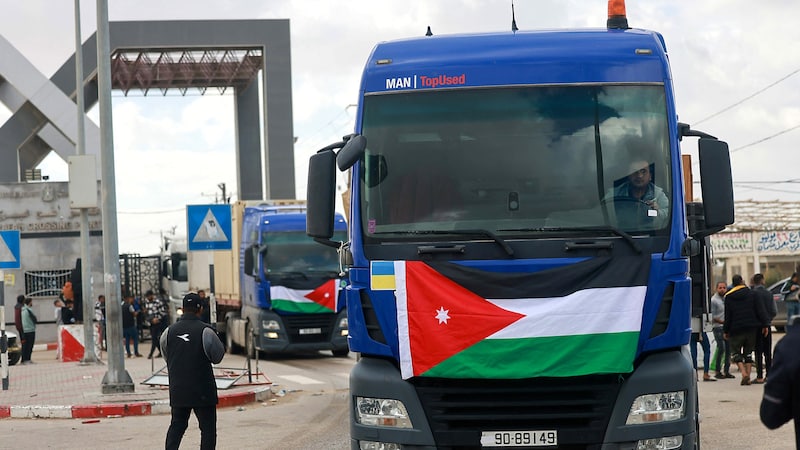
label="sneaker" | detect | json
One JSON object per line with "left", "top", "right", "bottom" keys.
{"left": 135, "top": 353, "right": 143, "bottom": 357}
{"left": 724, "top": 373, "right": 735, "bottom": 379}
{"left": 127, "top": 353, "right": 132, "bottom": 358}
{"left": 702, "top": 375, "right": 716, "bottom": 382}
{"left": 714, "top": 373, "right": 725, "bottom": 379}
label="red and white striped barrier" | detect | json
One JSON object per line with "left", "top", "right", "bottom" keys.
{"left": 57, "top": 324, "right": 101, "bottom": 362}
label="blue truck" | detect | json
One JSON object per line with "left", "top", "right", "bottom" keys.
{"left": 307, "top": 3, "right": 734, "bottom": 449}
{"left": 217, "top": 201, "right": 350, "bottom": 357}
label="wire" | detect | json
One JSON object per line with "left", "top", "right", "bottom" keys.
{"left": 730, "top": 123, "right": 800, "bottom": 153}
{"left": 694, "top": 67, "right": 800, "bottom": 125}
{"left": 118, "top": 208, "right": 184, "bottom": 215}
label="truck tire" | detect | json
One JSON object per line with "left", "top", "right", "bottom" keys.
{"left": 245, "top": 323, "right": 257, "bottom": 360}
{"left": 225, "top": 324, "right": 238, "bottom": 355}
{"left": 8, "top": 351, "right": 21, "bottom": 366}
{"left": 332, "top": 348, "right": 349, "bottom": 357}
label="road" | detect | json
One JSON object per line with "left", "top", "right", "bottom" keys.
{"left": 2, "top": 344, "right": 796, "bottom": 449}
{"left": 698, "top": 330, "right": 795, "bottom": 449}
{"left": 2, "top": 351, "right": 354, "bottom": 450}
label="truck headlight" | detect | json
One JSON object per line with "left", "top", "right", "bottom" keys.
{"left": 626, "top": 391, "right": 685, "bottom": 424}
{"left": 359, "top": 441, "right": 401, "bottom": 450}
{"left": 262, "top": 320, "right": 281, "bottom": 331}
{"left": 339, "top": 317, "right": 348, "bottom": 336}
{"left": 355, "top": 397, "right": 412, "bottom": 428}
{"left": 636, "top": 435, "right": 683, "bottom": 450}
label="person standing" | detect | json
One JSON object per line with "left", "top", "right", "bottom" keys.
{"left": 690, "top": 330, "right": 715, "bottom": 382}
{"left": 198, "top": 289, "right": 212, "bottom": 325}
{"left": 61, "top": 299, "right": 77, "bottom": 325}
{"left": 752, "top": 273, "right": 777, "bottom": 384}
{"left": 20, "top": 297, "right": 37, "bottom": 364}
{"left": 54, "top": 298, "right": 65, "bottom": 326}
{"left": 724, "top": 274, "right": 770, "bottom": 386}
{"left": 160, "top": 293, "right": 225, "bottom": 450}
{"left": 122, "top": 294, "right": 142, "bottom": 358}
{"left": 14, "top": 294, "right": 25, "bottom": 337}
{"left": 710, "top": 281, "right": 734, "bottom": 379}
{"left": 144, "top": 290, "right": 168, "bottom": 359}
{"left": 95, "top": 294, "right": 107, "bottom": 350}
{"left": 760, "top": 316, "right": 800, "bottom": 448}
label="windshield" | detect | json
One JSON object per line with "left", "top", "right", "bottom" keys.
{"left": 171, "top": 252, "right": 188, "bottom": 282}
{"left": 262, "top": 230, "right": 346, "bottom": 276}
{"left": 360, "top": 85, "right": 671, "bottom": 240}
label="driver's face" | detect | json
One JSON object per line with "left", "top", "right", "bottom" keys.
{"left": 628, "top": 161, "right": 651, "bottom": 188}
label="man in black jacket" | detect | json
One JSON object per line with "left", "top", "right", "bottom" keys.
{"left": 761, "top": 315, "right": 800, "bottom": 448}
{"left": 160, "top": 293, "right": 225, "bottom": 450}
{"left": 752, "top": 273, "right": 777, "bottom": 384}
{"left": 724, "top": 274, "right": 770, "bottom": 386}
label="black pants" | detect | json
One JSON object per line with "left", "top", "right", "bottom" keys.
{"left": 148, "top": 321, "right": 166, "bottom": 357}
{"left": 21, "top": 331, "right": 35, "bottom": 362}
{"left": 755, "top": 327, "right": 773, "bottom": 379}
{"left": 166, "top": 405, "right": 217, "bottom": 450}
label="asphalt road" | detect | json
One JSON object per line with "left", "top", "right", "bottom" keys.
{"left": 698, "top": 330, "right": 795, "bottom": 450}
{"left": 2, "top": 339, "right": 797, "bottom": 450}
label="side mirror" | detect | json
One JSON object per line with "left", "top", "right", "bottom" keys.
{"left": 337, "top": 135, "right": 367, "bottom": 171}
{"left": 243, "top": 244, "right": 256, "bottom": 277}
{"left": 307, "top": 150, "right": 338, "bottom": 240}
{"left": 698, "top": 138, "right": 734, "bottom": 231}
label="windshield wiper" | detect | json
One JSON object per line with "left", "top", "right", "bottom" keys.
{"left": 374, "top": 229, "right": 514, "bottom": 256}
{"left": 497, "top": 226, "right": 642, "bottom": 254}
{"left": 271, "top": 271, "right": 309, "bottom": 279}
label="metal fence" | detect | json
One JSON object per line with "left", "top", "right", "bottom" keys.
{"left": 24, "top": 269, "right": 72, "bottom": 297}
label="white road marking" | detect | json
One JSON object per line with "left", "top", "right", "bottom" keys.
{"left": 278, "top": 374, "right": 325, "bottom": 385}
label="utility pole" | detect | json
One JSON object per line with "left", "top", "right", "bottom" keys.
{"left": 0, "top": 270, "right": 7, "bottom": 390}
{"left": 96, "top": 0, "right": 133, "bottom": 393}
{"left": 74, "top": 0, "right": 99, "bottom": 365}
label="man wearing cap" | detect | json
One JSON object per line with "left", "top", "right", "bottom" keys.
{"left": 160, "top": 292, "right": 225, "bottom": 450}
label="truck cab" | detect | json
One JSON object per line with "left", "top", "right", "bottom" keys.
{"left": 227, "top": 202, "right": 350, "bottom": 357}
{"left": 307, "top": 3, "right": 734, "bottom": 449}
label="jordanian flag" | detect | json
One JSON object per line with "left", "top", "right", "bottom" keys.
{"left": 395, "top": 256, "right": 650, "bottom": 379}
{"left": 271, "top": 279, "right": 340, "bottom": 313}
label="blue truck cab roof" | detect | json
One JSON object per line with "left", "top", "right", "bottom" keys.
{"left": 244, "top": 204, "right": 347, "bottom": 233}
{"left": 362, "top": 28, "right": 671, "bottom": 94}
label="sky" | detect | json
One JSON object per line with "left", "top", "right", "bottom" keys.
{"left": 1, "top": 0, "right": 799, "bottom": 255}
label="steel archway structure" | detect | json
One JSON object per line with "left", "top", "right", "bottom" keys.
{"left": 0, "top": 19, "right": 295, "bottom": 200}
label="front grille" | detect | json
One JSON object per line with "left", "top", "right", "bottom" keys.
{"left": 414, "top": 375, "right": 623, "bottom": 450}
{"left": 283, "top": 313, "right": 336, "bottom": 343}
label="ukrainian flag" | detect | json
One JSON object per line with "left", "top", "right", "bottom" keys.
{"left": 371, "top": 261, "right": 396, "bottom": 290}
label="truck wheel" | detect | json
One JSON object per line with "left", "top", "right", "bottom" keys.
{"left": 225, "top": 326, "right": 237, "bottom": 355}
{"left": 245, "top": 324, "right": 257, "bottom": 360}
{"left": 8, "top": 352, "right": 21, "bottom": 366}
{"left": 332, "top": 348, "right": 349, "bottom": 357}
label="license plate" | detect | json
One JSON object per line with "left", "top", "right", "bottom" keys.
{"left": 298, "top": 327, "right": 322, "bottom": 335}
{"left": 480, "top": 430, "right": 557, "bottom": 447}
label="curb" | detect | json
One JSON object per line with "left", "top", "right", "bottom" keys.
{"left": 32, "top": 342, "right": 59, "bottom": 352}
{"left": 0, "top": 386, "right": 271, "bottom": 419}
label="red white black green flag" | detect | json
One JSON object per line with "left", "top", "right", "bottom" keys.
{"left": 271, "top": 279, "right": 340, "bottom": 313}
{"left": 394, "top": 257, "right": 649, "bottom": 379}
